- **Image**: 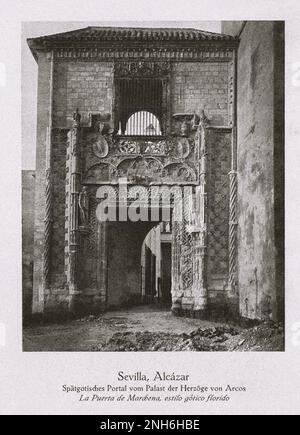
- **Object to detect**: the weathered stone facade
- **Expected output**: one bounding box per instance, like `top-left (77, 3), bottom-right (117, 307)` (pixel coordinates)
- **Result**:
top-left (53, 61), bottom-right (113, 128)
top-left (24, 24), bottom-right (283, 323)
top-left (22, 170), bottom-right (35, 320)
top-left (221, 21), bottom-right (284, 322)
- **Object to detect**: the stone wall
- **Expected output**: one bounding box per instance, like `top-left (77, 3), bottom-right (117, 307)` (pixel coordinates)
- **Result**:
top-left (32, 51), bottom-right (52, 314)
top-left (172, 62), bottom-right (231, 126)
top-left (222, 21), bottom-right (284, 321)
top-left (50, 129), bottom-right (68, 288)
top-left (207, 129), bottom-right (231, 302)
top-left (52, 60), bottom-right (231, 129)
top-left (53, 61), bottom-right (114, 127)
top-left (22, 170), bottom-right (35, 319)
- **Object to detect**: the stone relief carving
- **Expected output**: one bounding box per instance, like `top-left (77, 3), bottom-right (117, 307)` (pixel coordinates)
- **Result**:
top-left (180, 121), bottom-right (189, 137)
top-left (86, 113), bottom-right (112, 159)
top-left (117, 138), bottom-right (168, 156)
top-left (73, 108), bottom-right (81, 126)
top-left (54, 47), bottom-right (235, 62)
top-left (163, 163), bottom-right (196, 182)
top-left (115, 157), bottom-right (163, 183)
top-left (83, 155), bottom-right (197, 184)
top-left (84, 162), bottom-right (111, 182)
top-left (114, 61), bottom-right (170, 77)
top-left (175, 138), bottom-right (190, 159)
top-left (144, 140), bottom-right (167, 155)
top-left (78, 186), bottom-right (90, 227)
top-left (91, 135), bottom-right (109, 158)
top-left (82, 111), bottom-right (207, 184)
top-left (118, 140), bottom-right (140, 154)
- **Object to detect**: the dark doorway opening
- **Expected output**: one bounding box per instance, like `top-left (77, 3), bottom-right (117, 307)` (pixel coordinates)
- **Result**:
top-left (141, 223), bottom-right (172, 309)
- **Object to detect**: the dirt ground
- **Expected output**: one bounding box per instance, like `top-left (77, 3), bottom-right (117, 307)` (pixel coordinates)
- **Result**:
top-left (23, 306), bottom-right (284, 352)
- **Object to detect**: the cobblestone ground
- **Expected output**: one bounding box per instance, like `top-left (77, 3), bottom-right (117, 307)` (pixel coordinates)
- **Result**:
top-left (23, 306), bottom-right (284, 352)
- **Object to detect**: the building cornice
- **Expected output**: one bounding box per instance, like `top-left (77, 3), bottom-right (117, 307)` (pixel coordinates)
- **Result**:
top-left (27, 26), bottom-right (239, 62)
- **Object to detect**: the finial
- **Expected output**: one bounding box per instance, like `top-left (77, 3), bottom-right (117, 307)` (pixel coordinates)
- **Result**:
top-left (199, 109), bottom-right (210, 128)
top-left (73, 108), bottom-right (81, 126)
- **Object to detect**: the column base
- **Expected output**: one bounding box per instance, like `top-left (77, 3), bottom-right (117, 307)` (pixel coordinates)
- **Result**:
top-left (69, 291), bottom-right (82, 314)
top-left (192, 308), bottom-right (209, 319)
top-left (69, 292), bottom-right (106, 316)
top-left (193, 295), bottom-right (208, 310)
top-left (171, 300), bottom-right (182, 316)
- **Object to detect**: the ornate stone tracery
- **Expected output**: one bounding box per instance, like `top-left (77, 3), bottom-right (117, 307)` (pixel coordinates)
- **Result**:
top-left (82, 114), bottom-right (199, 185)
top-left (114, 61), bottom-right (171, 77)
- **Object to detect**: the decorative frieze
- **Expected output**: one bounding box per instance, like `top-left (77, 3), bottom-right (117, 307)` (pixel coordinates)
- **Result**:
top-left (53, 47), bottom-right (235, 62)
top-left (82, 116), bottom-right (201, 185)
top-left (114, 61), bottom-right (170, 77)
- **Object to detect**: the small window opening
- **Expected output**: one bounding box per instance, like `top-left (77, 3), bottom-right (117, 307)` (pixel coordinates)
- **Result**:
top-left (115, 78), bottom-right (164, 135)
top-left (119, 111), bottom-right (162, 136)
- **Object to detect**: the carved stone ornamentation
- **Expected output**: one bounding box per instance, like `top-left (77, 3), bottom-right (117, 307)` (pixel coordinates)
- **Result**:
top-left (91, 135), bottom-right (109, 158)
top-left (84, 163), bottom-right (111, 182)
top-left (118, 140), bottom-right (141, 155)
top-left (175, 138), bottom-right (190, 159)
top-left (187, 110), bottom-right (210, 313)
top-left (114, 61), bottom-right (170, 77)
top-left (43, 168), bottom-right (53, 287)
top-left (199, 109), bottom-right (210, 130)
top-left (73, 108), bottom-right (81, 126)
top-left (117, 138), bottom-right (168, 156)
top-left (180, 121), bottom-right (189, 137)
top-left (78, 186), bottom-right (90, 228)
top-left (83, 132), bottom-right (199, 184)
top-left (164, 163), bottom-right (196, 182)
top-left (117, 157), bottom-right (163, 184)
top-left (52, 47), bottom-right (235, 62)
top-left (228, 170), bottom-right (238, 289)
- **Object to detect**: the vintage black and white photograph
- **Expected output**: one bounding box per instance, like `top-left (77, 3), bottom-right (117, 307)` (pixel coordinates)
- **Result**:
top-left (22, 20), bottom-right (284, 352)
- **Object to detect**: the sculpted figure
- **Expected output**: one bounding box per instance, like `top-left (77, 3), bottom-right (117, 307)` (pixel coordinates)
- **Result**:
top-left (73, 108), bottom-right (81, 126)
top-left (78, 186), bottom-right (89, 227)
top-left (180, 120), bottom-right (189, 137)
top-left (177, 138), bottom-right (190, 159)
top-left (199, 109), bottom-right (210, 128)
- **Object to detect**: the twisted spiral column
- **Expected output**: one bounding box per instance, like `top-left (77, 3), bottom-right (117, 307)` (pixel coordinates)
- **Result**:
top-left (43, 168), bottom-right (53, 287)
top-left (228, 170), bottom-right (238, 289)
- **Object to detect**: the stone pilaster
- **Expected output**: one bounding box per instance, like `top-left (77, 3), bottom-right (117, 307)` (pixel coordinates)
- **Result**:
top-left (68, 111), bottom-right (82, 311)
top-left (227, 48), bottom-right (238, 298)
top-left (228, 167), bottom-right (238, 290)
top-left (190, 111), bottom-right (209, 314)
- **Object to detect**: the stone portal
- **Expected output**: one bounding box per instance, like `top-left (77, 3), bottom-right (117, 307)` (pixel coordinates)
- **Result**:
top-left (27, 26), bottom-right (239, 319)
